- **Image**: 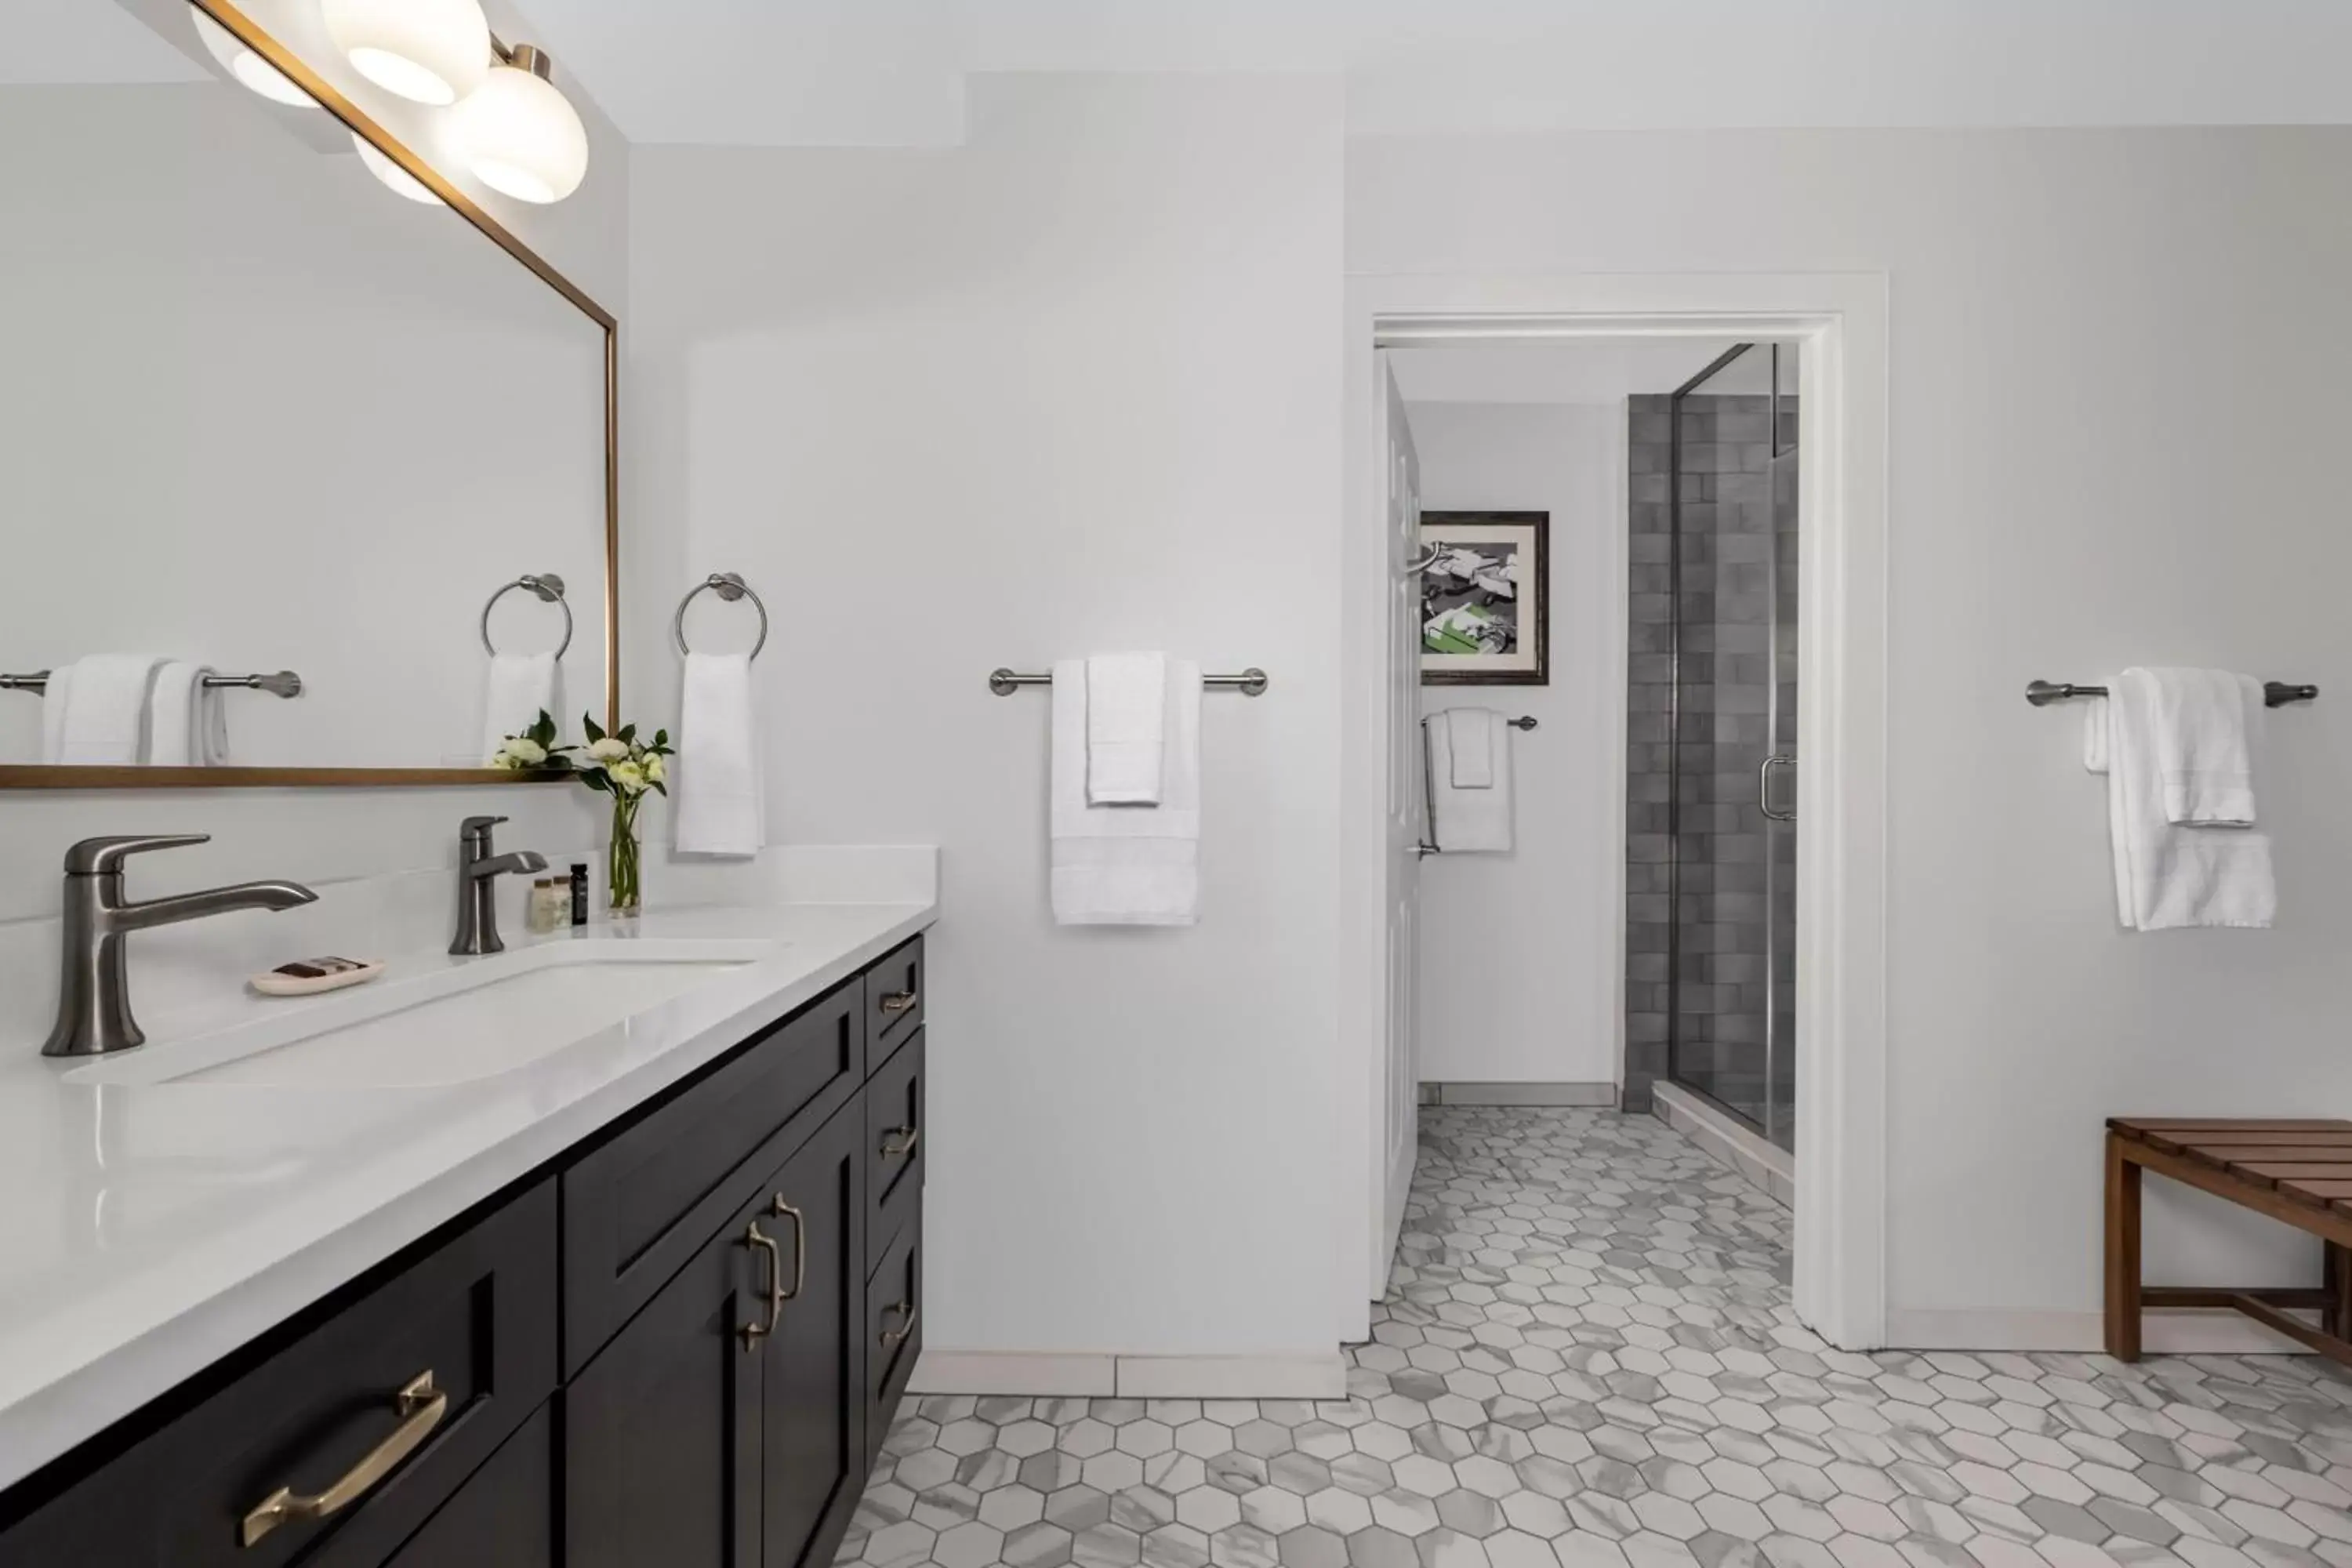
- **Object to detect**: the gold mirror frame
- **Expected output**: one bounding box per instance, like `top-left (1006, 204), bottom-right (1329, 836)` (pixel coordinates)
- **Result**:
top-left (0, 0), bottom-right (619, 790)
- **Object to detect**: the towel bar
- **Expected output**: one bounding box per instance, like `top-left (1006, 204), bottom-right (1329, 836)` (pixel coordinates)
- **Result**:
top-left (0, 670), bottom-right (302, 698)
top-left (989, 668), bottom-right (1269, 696)
top-left (2027, 679), bottom-right (2316, 708)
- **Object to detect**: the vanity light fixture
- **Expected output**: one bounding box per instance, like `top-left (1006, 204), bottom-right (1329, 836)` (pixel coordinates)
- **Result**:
top-left (188, 5), bottom-right (318, 109)
top-left (352, 133), bottom-right (444, 205)
top-left (321, 0), bottom-right (491, 107)
top-left (450, 43), bottom-right (589, 205)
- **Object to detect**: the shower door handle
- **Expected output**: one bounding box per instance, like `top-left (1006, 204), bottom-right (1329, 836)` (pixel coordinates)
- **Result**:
top-left (1759, 754), bottom-right (1795, 822)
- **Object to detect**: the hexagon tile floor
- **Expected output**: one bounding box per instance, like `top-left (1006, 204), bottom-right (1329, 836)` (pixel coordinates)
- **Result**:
top-left (835, 1105), bottom-right (2352, 1568)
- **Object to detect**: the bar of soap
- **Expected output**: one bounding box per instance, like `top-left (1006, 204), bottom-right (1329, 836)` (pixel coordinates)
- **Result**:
top-left (249, 956), bottom-right (385, 996)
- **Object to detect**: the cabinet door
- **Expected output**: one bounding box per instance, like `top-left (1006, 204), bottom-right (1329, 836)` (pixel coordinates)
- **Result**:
top-left (760, 1100), bottom-right (868, 1568)
top-left (565, 1186), bottom-right (771, 1568)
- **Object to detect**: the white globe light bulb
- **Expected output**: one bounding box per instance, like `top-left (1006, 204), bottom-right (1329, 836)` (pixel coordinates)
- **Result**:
top-left (189, 5), bottom-right (317, 109)
top-left (353, 133), bottom-right (444, 205)
top-left (321, 0), bottom-right (491, 107)
top-left (451, 55), bottom-right (589, 205)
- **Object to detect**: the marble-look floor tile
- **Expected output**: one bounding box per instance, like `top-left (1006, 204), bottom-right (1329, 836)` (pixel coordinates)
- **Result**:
top-left (834, 1109), bottom-right (2352, 1568)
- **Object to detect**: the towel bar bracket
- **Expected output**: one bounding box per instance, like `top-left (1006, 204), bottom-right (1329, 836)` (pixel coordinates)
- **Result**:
top-left (0, 670), bottom-right (302, 699)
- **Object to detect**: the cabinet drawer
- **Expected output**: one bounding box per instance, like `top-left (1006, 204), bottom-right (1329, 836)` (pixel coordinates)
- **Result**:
top-left (866, 1029), bottom-right (924, 1271)
top-left (562, 978), bottom-right (863, 1374)
top-left (864, 937), bottom-right (924, 1063)
top-left (0, 1181), bottom-right (557, 1568)
top-left (867, 1219), bottom-right (922, 1455)
top-left (383, 1403), bottom-right (554, 1568)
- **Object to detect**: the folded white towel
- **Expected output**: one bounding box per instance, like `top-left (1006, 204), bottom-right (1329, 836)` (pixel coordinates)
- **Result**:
top-left (1086, 652), bottom-right (1167, 805)
top-left (52, 655), bottom-right (162, 766)
top-left (1427, 707), bottom-right (1512, 851)
top-left (1449, 709), bottom-right (1495, 789)
top-left (1052, 657), bottom-right (1201, 924)
top-left (2136, 666), bottom-right (2258, 826)
top-left (148, 662), bottom-right (230, 767)
top-left (2086, 671), bottom-right (2274, 931)
top-left (673, 652), bottom-right (765, 857)
top-left (481, 652), bottom-right (559, 763)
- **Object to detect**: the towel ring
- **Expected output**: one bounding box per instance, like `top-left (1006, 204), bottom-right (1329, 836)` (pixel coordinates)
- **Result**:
top-left (673, 572), bottom-right (769, 660)
top-left (479, 573), bottom-right (572, 659)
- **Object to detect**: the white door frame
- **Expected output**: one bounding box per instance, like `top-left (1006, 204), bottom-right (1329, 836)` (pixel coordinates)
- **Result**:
top-left (1339, 272), bottom-right (1890, 1350)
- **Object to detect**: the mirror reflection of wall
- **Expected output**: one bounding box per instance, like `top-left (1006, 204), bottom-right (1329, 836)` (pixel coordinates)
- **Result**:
top-left (0, 3), bottom-right (606, 771)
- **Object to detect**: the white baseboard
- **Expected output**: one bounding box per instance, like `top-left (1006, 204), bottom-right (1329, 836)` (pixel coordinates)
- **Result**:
top-left (1886, 1308), bottom-right (2314, 1356)
top-left (1429, 1081), bottom-right (1617, 1107)
top-left (908, 1351), bottom-right (1346, 1399)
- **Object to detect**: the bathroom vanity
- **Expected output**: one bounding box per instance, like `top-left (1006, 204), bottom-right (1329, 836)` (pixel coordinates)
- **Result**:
top-left (0, 913), bottom-right (930, 1566)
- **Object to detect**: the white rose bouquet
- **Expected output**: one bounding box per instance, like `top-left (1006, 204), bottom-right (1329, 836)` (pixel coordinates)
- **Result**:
top-left (489, 710), bottom-right (564, 771)
top-left (573, 713), bottom-right (672, 916)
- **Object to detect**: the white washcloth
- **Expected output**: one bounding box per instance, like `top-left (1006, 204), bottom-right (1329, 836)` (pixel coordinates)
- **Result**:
top-left (2085, 671), bottom-right (2274, 931)
top-left (1449, 709), bottom-right (1495, 788)
top-left (481, 652), bottom-right (559, 763)
top-left (1085, 652), bottom-right (1167, 805)
top-left (1426, 708), bottom-right (1513, 851)
top-left (148, 662), bottom-right (230, 766)
top-left (50, 655), bottom-right (162, 765)
top-left (2136, 666), bottom-right (2259, 826)
top-left (673, 652), bottom-right (765, 857)
top-left (1052, 657), bottom-right (1201, 924)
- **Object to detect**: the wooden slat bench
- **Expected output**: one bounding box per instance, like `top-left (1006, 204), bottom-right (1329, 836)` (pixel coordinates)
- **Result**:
top-left (2107, 1116), bottom-right (2352, 1365)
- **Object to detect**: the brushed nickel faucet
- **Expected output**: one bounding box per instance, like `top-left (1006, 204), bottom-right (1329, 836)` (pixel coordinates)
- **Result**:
top-left (42, 835), bottom-right (318, 1058)
top-left (450, 816), bottom-right (548, 956)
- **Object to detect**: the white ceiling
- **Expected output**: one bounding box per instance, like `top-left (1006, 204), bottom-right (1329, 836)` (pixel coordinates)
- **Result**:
top-left (1390, 340), bottom-right (1751, 408)
top-left (507, 0), bottom-right (2352, 147)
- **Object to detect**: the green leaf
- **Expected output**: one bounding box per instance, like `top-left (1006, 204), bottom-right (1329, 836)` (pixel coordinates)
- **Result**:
top-left (618, 722), bottom-right (637, 743)
top-left (652, 729), bottom-right (670, 750)
top-left (648, 781), bottom-right (668, 797)
top-left (582, 712), bottom-right (605, 745)
top-left (579, 771), bottom-right (611, 793)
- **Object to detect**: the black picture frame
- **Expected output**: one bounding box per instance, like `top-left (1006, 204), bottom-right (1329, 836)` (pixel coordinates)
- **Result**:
top-left (1419, 510), bottom-right (1549, 687)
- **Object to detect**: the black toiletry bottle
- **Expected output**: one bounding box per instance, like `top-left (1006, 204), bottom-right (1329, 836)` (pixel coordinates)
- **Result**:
top-left (570, 863), bottom-right (589, 926)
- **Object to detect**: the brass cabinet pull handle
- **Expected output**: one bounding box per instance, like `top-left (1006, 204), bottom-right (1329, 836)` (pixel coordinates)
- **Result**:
top-left (880, 990), bottom-right (918, 1014)
top-left (739, 1221), bottom-right (783, 1347)
top-left (240, 1371), bottom-right (448, 1548)
top-left (880, 1126), bottom-right (920, 1160)
top-left (880, 1301), bottom-right (918, 1348)
top-left (772, 1197), bottom-right (807, 1302)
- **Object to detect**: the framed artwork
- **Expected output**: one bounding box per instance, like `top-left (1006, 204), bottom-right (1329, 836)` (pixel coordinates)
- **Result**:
top-left (1419, 510), bottom-right (1548, 685)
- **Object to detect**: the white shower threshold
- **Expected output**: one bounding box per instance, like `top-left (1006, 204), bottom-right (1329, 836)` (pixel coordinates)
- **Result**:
top-left (1653, 1080), bottom-right (1793, 1209)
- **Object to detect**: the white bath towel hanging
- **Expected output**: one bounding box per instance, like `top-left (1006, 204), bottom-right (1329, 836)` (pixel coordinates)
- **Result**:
top-left (1085, 652), bottom-right (1167, 804)
top-left (2085, 670), bottom-right (2274, 931)
top-left (1427, 707), bottom-right (1512, 852)
top-left (148, 662), bottom-right (230, 766)
top-left (1052, 658), bottom-right (1201, 924)
top-left (2140, 666), bottom-right (2258, 826)
top-left (49, 654), bottom-right (163, 765)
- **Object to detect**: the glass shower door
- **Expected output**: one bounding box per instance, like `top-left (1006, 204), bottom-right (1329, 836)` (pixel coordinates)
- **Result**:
top-left (1666, 343), bottom-right (1798, 1152)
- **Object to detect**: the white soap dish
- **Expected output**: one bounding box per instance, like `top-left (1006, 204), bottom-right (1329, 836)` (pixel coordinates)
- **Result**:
top-left (249, 957), bottom-right (385, 997)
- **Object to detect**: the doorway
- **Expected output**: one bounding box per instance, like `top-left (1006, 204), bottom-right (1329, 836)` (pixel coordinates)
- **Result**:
top-left (1341, 277), bottom-right (1890, 1352)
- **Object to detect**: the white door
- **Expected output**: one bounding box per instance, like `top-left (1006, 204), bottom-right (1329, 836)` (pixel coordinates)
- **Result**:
top-left (1372, 353), bottom-right (1423, 1298)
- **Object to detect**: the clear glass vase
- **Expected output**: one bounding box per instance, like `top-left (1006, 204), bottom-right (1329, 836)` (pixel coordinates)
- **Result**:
top-left (607, 795), bottom-right (643, 918)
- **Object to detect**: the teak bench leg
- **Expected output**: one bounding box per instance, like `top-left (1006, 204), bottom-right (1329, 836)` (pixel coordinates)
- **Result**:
top-left (2105, 1133), bottom-right (2143, 1361)
top-left (2328, 1243), bottom-right (2352, 1341)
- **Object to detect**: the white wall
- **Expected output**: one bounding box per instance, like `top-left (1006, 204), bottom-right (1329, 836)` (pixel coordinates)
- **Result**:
top-left (1352, 126), bottom-right (2352, 1338)
top-left (628, 75), bottom-right (1348, 1365)
top-left (1406, 400), bottom-right (1621, 1090)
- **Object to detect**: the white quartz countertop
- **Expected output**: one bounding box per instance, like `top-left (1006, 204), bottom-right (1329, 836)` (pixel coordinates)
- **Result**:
top-left (0, 898), bottom-right (935, 1491)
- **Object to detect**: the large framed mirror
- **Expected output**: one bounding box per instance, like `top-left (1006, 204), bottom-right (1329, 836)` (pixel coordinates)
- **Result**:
top-left (0, 0), bottom-right (616, 788)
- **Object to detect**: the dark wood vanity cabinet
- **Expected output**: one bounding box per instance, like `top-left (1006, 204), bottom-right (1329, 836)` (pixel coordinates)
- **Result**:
top-left (0, 936), bottom-right (927, 1568)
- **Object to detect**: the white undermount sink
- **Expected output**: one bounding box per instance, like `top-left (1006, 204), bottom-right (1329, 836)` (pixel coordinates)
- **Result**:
top-left (65, 940), bottom-right (776, 1090)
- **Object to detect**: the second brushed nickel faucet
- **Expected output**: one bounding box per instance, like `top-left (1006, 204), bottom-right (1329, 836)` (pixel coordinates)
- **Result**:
top-left (450, 816), bottom-right (548, 956)
top-left (43, 835), bottom-right (317, 1058)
